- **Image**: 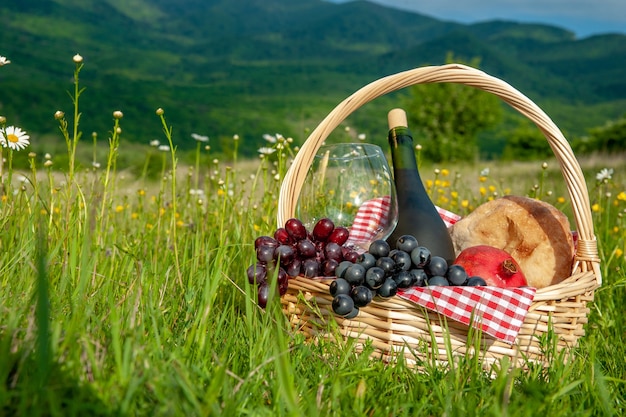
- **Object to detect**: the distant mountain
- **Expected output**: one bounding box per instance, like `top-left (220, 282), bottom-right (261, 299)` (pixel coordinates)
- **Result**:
top-left (0, 0), bottom-right (624, 157)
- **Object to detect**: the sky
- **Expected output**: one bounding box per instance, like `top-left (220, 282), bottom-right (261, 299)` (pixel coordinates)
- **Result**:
top-left (332, 0), bottom-right (626, 38)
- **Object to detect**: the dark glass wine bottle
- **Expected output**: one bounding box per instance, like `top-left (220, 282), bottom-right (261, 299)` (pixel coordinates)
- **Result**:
top-left (385, 108), bottom-right (456, 263)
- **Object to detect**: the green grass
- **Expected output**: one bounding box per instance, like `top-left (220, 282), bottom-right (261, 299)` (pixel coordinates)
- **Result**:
top-left (1, 60), bottom-right (625, 417)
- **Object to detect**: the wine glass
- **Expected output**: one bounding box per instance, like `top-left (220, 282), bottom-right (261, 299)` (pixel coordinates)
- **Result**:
top-left (297, 143), bottom-right (398, 252)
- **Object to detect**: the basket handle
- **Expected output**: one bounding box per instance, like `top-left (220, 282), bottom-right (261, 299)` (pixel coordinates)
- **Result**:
top-left (277, 63), bottom-right (601, 285)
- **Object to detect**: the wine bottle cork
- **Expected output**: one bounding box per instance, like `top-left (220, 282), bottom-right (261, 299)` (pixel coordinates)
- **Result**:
top-left (388, 108), bottom-right (408, 129)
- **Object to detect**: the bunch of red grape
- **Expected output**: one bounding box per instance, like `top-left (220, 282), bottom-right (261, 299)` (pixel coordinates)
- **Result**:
top-left (247, 217), bottom-right (359, 308)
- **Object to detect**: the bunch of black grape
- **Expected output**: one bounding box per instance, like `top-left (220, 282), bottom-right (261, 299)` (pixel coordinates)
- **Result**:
top-left (330, 235), bottom-right (487, 319)
top-left (247, 217), bottom-right (360, 308)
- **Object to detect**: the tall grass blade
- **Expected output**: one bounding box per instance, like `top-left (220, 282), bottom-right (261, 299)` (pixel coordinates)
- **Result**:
top-left (34, 222), bottom-right (51, 389)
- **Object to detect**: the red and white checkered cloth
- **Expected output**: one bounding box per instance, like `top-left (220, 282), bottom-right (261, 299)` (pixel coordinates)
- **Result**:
top-left (345, 196), bottom-right (462, 248)
top-left (344, 196), bottom-right (536, 345)
top-left (397, 285), bottom-right (536, 344)
top-left (345, 195), bottom-right (394, 247)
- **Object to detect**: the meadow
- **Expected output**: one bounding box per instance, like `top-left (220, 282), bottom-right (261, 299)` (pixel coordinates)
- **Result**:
top-left (0, 58), bottom-right (625, 416)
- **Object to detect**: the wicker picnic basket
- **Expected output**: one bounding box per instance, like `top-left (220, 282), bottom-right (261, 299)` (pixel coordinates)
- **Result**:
top-left (277, 63), bottom-right (602, 369)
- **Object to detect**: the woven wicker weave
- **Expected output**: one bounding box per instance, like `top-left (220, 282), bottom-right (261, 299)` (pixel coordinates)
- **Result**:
top-left (277, 64), bottom-right (602, 368)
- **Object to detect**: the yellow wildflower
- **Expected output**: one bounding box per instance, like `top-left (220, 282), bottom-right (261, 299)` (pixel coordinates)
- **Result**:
top-left (557, 196), bottom-right (566, 204)
top-left (115, 205), bottom-right (124, 213)
top-left (592, 203), bottom-right (600, 212)
top-left (461, 200), bottom-right (469, 208)
top-left (617, 191), bottom-right (626, 202)
top-left (441, 168), bottom-right (450, 176)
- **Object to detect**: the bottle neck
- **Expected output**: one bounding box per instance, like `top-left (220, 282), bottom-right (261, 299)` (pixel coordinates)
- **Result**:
top-left (388, 126), bottom-right (419, 172)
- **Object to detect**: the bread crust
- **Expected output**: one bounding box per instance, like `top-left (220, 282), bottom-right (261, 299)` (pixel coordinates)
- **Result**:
top-left (449, 195), bottom-right (574, 288)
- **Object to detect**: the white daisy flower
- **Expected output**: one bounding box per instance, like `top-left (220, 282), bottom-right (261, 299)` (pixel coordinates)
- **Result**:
top-left (158, 145), bottom-right (170, 152)
top-left (191, 133), bottom-right (209, 142)
top-left (150, 139), bottom-right (160, 147)
top-left (258, 147), bottom-right (276, 155)
top-left (480, 167), bottom-right (490, 177)
top-left (1, 126), bottom-right (30, 151)
top-left (0, 56), bottom-right (10, 66)
top-left (189, 188), bottom-right (204, 196)
top-left (596, 168), bottom-right (614, 182)
top-left (262, 133), bottom-right (277, 143)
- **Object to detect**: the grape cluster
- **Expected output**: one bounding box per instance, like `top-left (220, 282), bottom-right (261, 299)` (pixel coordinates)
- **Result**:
top-left (247, 218), bottom-right (359, 308)
top-left (330, 235), bottom-right (487, 318)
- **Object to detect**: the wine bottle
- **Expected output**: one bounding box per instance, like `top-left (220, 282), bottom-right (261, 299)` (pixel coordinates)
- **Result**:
top-left (385, 108), bottom-right (456, 263)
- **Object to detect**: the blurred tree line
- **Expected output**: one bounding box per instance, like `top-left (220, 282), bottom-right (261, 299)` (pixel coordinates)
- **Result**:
top-left (570, 114), bottom-right (626, 155)
top-left (401, 56), bottom-right (502, 163)
top-left (401, 56), bottom-right (626, 162)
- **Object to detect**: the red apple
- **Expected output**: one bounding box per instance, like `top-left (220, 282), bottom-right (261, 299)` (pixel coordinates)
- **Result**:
top-left (453, 245), bottom-right (528, 288)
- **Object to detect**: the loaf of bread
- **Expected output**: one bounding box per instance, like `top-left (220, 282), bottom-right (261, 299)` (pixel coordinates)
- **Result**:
top-left (449, 195), bottom-right (574, 288)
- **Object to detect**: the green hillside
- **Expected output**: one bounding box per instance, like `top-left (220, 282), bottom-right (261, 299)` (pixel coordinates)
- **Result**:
top-left (0, 0), bottom-right (624, 157)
